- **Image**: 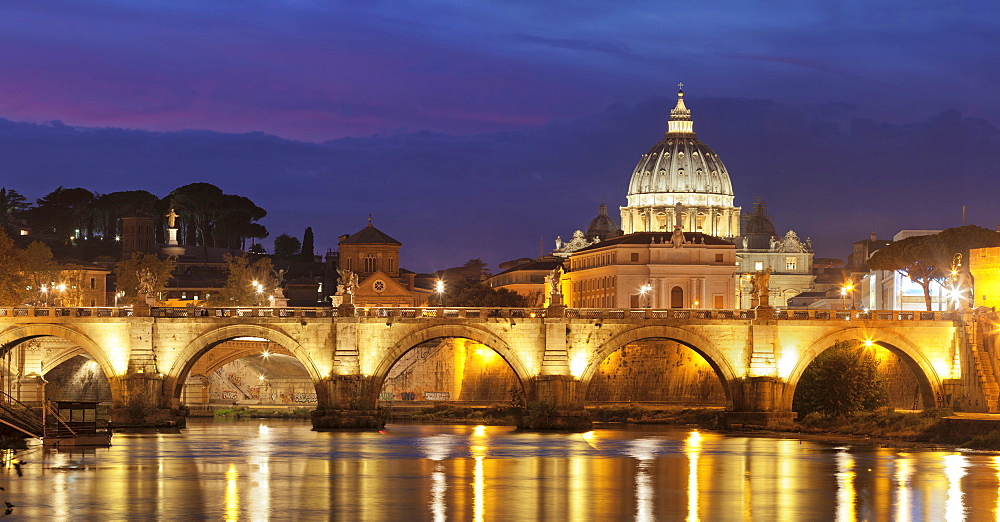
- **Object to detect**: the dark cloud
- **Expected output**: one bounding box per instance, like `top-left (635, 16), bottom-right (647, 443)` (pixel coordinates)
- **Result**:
top-left (1, 96), bottom-right (997, 272)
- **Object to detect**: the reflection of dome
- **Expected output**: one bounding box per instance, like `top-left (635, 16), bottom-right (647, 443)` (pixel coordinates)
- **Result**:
top-left (620, 86), bottom-right (740, 238)
top-left (586, 202), bottom-right (622, 241)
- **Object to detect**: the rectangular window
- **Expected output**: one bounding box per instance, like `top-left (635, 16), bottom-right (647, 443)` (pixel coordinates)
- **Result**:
top-left (785, 257), bottom-right (797, 271)
top-left (630, 253), bottom-right (639, 262)
top-left (714, 295), bottom-right (724, 309)
top-left (754, 261), bottom-right (764, 271)
top-left (715, 254), bottom-right (724, 263)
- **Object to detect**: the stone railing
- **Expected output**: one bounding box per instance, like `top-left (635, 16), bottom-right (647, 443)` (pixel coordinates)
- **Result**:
top-left (0, 305), bottom-right (960, 322)
top-left (0, 307), bottom-right (134, 318)
top-left (565, 308), bottom-right (960, 322)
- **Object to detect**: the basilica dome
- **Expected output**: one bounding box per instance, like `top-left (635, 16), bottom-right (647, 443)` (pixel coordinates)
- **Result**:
top-left (619, 86), bottom-right (740, 238)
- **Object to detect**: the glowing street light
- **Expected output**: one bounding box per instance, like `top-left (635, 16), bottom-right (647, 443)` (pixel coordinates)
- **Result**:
top-left (435, 280), bottom-right (446, 306)
top-left (639, 283), bottom-right (653, 308)
top-left (841, 280), bottom-right (855, 310)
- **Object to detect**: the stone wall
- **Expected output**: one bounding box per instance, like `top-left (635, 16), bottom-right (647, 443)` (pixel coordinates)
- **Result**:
top-left (380, 338), bottom-right (518, 402)
top-left (585, 340), bottom-right (726, 404)
top-left (44, 355), bottom-right (113, 402)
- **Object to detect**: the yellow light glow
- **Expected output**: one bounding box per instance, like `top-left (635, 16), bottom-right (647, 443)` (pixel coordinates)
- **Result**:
top-left (862, 339), bottom-right (875, 348)
top-left (777, 348), bottom-right (798, 380)
top-left (475, 347), bottom-right (498, 362)
top-left (569, 354), bottom-right (589, 379)
top-left (225, 463), bottom-right (239, 522)
top-left (685, 431), bottom-right (702, 521)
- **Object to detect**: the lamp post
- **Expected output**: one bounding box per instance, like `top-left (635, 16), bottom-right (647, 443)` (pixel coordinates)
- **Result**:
top-left (252, 280), bottom-right (264, 306)
top-left (639, 283), bottom-right (653, 308)
top-left (841, 280), bottom-right (855, 310)
top-left (435, 280), bottom-right (445, 307)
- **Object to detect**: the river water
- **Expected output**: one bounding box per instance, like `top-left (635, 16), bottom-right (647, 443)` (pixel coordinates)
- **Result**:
top-left (2, 418), bottom-right (998, 520)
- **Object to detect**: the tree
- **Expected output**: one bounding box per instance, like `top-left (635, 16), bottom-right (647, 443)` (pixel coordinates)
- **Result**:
top-left (28, 186), bottom-right (95, 243)
top-left (91, 190), bottom-right (159, 240)
top-left (210, 254), bottom-right (276, 306)
top-left (273, 233), bottom-right (301, 258)
top-left (867, 235), bottom-right (940, 310)
top-left (0, 232), bottom-right (29, 305)
top-left (300, 227), bottom-right (315, 262)
top-left (443, 279), bottom-right (529, 307)
top-left (868, 225), bottom-right (1000, 310)
top-left (793, 341), bottom-right (888, 418)
top-left (22, 241), bottom-right (59, 306)
top-left (114, 252), bottom-right (175, 305)
top-left (0, 187), bottom-right (29, 238)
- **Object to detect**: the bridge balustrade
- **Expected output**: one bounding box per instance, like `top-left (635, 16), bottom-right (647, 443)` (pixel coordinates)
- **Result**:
top-left (0, 305), bottom-right (960, 322)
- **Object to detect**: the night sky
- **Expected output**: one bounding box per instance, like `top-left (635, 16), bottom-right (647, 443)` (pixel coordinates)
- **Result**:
top-left (1, 1), bottom-right (998, 273)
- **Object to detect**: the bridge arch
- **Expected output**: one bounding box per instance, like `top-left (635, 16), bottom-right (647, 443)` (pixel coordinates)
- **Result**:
top-left (785, 327), bottom-right (943, 410)
top-left (165, 324), bottom-right (322, 407)
top-left (581, 325), bottom-right (740, 406)
top-left (0, 324), bottom-right (120, 382)
top-left (371, 324), bottom-right (532, 397)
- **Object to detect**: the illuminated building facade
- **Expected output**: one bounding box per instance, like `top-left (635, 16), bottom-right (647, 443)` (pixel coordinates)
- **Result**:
top-left (564, 231), bottom-right (736, 309)
top-left (620, 86), bottom-right (740, 238)
top-left (337, 219), bottom-right (429, 307)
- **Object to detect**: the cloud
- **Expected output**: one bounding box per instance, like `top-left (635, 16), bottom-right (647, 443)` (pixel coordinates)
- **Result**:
top-left (0, 95), bottom-right (997, 273)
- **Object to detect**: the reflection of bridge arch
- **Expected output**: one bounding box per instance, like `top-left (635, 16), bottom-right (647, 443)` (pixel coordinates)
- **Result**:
top-left (786, 327), bottom-right (943, 410)
top-left (165, 325), bottom-right (321, 405)
top-left (582, 325), bottom-right (740, 406)
top-left (0, 325), bottom-right (119, 383)
top-left (372, 324), bottom-right (530, 394)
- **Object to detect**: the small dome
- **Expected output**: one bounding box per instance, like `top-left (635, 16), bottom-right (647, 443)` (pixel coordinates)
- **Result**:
top-left (586, 202), bottom-right (621, 241)
top-left (740, 200), bottom-right (775, 250)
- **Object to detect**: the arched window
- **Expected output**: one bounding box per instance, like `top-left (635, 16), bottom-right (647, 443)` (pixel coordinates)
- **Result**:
top-left (364, 254), bottom-right (377, 272)
top-left (670, 286), bottom-right (684, 308)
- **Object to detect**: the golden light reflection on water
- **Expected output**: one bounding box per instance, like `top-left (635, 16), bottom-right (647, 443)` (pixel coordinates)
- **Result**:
top-left (471, 425), bottom-right (487, 522)
top-left (225, 463), bottom-right (239, 522)
top-left (836, 449), bottom-right (856, 522)
top-left (685, 431), bottom-right (702, 522)
top-left (895, 453), bottom-right (914, 522)
top-left (944, 453), bottom-right (968, 522)
top-left (627, 437), bottom-right (659, 522)
top-left (17, 421), bottom-right (1000, 520)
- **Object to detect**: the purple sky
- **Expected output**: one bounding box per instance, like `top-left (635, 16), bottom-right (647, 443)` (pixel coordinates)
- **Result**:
top-left (1, 1), bottom-right (998, 273)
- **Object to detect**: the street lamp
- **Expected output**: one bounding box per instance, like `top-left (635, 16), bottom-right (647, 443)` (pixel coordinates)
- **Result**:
top-left (841, 280), bottom-right (855, 310)
top-left (40, 284), bottom-right (49, 307)
top-left (639, 283), bottom-right (653, 308)
top-left (252, 280), bottom-right (264, 306)
top-left (435, 280), bottom-right (446, 307)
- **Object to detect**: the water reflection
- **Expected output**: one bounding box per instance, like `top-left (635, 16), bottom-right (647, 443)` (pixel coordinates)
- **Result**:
top-left (895, 453), bottom-right (915, 522)
top-left (626, 437), bottom-right (660, 521)
top-left (685, 431), bottom-right (702, 522)
top-left (836, 448), bottom-right (856, 522)
top-left (944, 453), bottom-right (968, 521)
top-left (5, 420), bottom-right (1000, 519)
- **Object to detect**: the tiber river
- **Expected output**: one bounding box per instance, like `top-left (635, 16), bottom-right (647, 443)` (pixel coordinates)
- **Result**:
top-left (3, 418), bottom-right (1000, 520)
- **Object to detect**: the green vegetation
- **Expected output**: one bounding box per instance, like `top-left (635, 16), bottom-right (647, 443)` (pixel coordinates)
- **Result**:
top-left (590, 405), bottom-right (721, 426)
top-left (797, 407), bottom-right (953, 439)
top-left (214, 407), bottom-right (312, 419)
top-left (209, 254), bottom-right (276, 306)
top-left (793, 341), bottom-right (888, 419)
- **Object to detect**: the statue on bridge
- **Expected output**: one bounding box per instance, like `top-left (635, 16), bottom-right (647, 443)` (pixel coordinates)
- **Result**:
top-left (670, 225), bottom-right (685, 248)
top-left (337, 268), bottom-right (359, 298)
top-left (750, 268), bottom-right (772, 309)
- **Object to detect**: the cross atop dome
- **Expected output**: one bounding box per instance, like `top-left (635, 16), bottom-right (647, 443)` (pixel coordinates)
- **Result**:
top-left (667, 82), bottom-right (694, 135)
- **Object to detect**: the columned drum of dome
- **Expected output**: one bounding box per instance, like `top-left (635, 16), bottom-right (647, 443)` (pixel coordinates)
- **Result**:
top-left (620, 86), bottom-right (741, 238)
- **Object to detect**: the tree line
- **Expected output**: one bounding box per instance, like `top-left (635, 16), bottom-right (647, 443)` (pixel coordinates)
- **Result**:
top-left (0, 183), bottom-right (268, 256)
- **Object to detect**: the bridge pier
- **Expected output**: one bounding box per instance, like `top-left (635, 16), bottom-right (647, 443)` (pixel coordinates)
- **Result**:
top-left (719, 376), bottom-right (796, 429)
top-left (520, 375), bottom-right (592, 431)
top-left (110, 373), bottom-right (185, 428)
top-left (311, 375), bottom-right (387, 430)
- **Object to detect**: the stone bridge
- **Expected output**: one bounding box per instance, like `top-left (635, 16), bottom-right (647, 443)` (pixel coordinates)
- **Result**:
top-left (0, 304), bottom-right (987, 428)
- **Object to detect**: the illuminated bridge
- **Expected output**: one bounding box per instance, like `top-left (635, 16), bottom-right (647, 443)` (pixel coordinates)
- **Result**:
top-left (0, 304), bottom-right (993, 429)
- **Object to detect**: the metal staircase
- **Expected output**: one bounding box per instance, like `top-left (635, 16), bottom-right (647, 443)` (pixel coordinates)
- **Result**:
top-left (0, 392), bottom-right (44, 439)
